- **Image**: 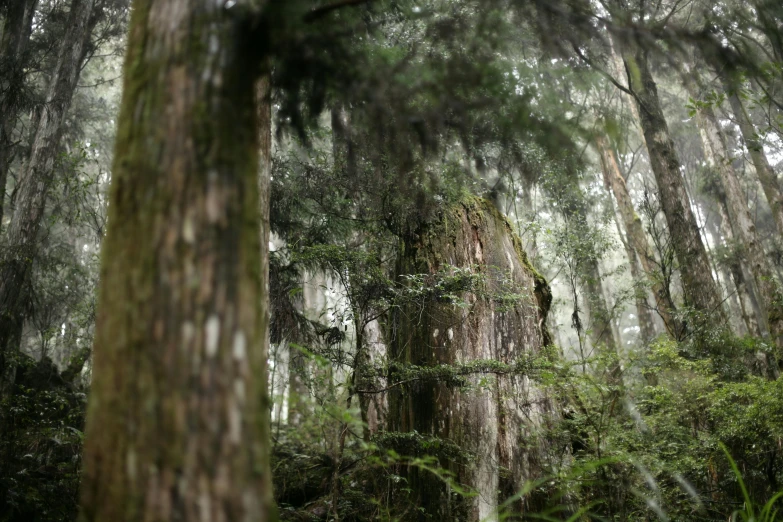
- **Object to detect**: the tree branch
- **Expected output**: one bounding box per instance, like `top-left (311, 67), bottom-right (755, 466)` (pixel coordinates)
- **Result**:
top-left (570, 43), bottom-right (643, 106)
top-left (304, 0), bottom-right (371, 23)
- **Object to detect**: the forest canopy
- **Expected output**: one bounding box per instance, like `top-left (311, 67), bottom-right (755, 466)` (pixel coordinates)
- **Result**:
top-left (1, 0), bottom-right (783, 520)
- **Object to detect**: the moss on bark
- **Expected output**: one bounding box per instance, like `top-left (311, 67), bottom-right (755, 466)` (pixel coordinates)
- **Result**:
top-left (79, 1), bottom-right (276, 520)
top-left (389, 197), bottom-right (556, 521)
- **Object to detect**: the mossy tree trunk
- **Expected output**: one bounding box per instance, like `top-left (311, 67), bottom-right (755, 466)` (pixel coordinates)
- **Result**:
top-left (389, 198), bottom-right (555, 521)
top-left (615, 41), bottom-right (725, 323)
top-left (0, 0), bottom-right (94, 396)
top-left (79, 0), bottom-right (276, 520)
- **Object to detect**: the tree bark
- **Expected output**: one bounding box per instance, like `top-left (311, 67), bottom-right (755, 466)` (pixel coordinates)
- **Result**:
top-left (707, 208), bottom-right (758, 337)
top-left (753, 0), bottom-right (783, 63)
top-left (581, 255), bottom-right (619, 351)
top-left (0, 0), bottom-right (94, 396)
top-left (684, 69), bottom-right (783, 347)
top-left (79, 0), bottom-right (277, 520)
top-left (615, 43), bottom-right (725, 324)
top-left (390, 198), bottom-right (555, 521)
top-left (609, 190), bottom-right (656, 344)
top-left (0, 0), bottom-right (37, 227)
top-left (723, 79), bottom-right (783, 236)
top-left (595, 135), bottom-right (680, 338)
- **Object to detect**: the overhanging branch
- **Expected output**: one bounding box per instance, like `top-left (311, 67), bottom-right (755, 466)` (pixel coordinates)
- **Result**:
top-left (304, 0), bottom-right (371, 23)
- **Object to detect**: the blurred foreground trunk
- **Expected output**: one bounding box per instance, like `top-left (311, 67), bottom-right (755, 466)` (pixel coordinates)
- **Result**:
top-left (79, 0), bottom-right (277, 519)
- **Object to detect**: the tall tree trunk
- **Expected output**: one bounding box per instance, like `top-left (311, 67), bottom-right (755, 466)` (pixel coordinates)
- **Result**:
top-left (581, 257), bottom-right (625, 385)
top-left (79, 0), bottom-right (277, 519)
top-left (706, 207), bottom-right (757, 336)
top-left (614, 42), bottom-right (725, 324)
top-left (595, 135), bottom-right (680, 338)
top-left (609, 193), bottom-right (656, 344)
top-left (723, 79), bottom-right (783, 236)
top-left (0, 0), bottom-right (94, 395)
top-left (684, 69), bottom-right (783, 347)
top-left (580, 256), bottom-right (618, 348)
top-left (0, 0), bottom-right (37, 227)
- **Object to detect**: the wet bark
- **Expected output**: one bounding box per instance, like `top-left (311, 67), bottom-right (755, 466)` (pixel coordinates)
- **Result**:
top-left (615, 43), bottom-right (725, 322)
top-left (79, 0), bottom-right (277, 520)
top-left (595, 135), bottom-right (679, 338)
top-left (389, 198), bottom-right (555, 521)
top-left (0, 0), bottom-right (94, 396)
top-left (0, 0), bottom-right (37, 227)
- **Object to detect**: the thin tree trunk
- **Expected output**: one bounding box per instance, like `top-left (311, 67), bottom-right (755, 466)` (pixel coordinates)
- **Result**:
top-left (519, 179), bottom-right (539, 260)
top-left (609, 194), bottom-right (656, 344)
top-left (331, 105), bottom-right (356, 178)
top-left (79, 0), bottom-right (276, 519)
top-left (723, 79), bottom-right (783, 236)
top-left (595, 135), bottom-right (680, 337)
top-left (684, 69), bottom-right (783, 347)
top-left (0, 0), bottom-right (37, 227)
top-left (753, 0), bottom-right (783, 63)
top-left (630, 251), bottom-right (658, 341)
top-left (707, 209), bottom-right (757, 336)
top-left (580, 255), bottom-right (624, 386)
top-left (0, 0), bottom-right (94, 395)
top-left (615, 43), bottom-right (725, 324)
top-left (581, 260), bottom-right (618, 351)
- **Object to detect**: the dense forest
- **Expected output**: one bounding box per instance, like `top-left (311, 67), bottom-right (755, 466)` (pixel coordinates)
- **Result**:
top-left (1, 0), bottom-right (783, 520)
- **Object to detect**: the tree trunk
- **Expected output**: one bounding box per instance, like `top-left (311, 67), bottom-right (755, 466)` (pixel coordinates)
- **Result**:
top-left (79, 0), bottom-right (277, 519)
top-left (707, 209), bottom-right (758, 336)
top-left (615, 43), bottom-right (725, 323)
top-left (258, 70), bottom-right (274, 424)
top-left (723, 79), bottom-right (783, 236)
top-left (389, 198), bottom-right (555, 521)
top-left (595, 135), bottom-right (680, 337)
top-left (581, 255), bottom-right (619, 348)
top-left (0, 0), bottom-right (37, 227)
top-left (609, 192), bottom-right (656, 344)
top-left (0, 0), bottom-right (94, 396)
top-left (684, 69), bottom-right (783, 347)
top-left (754, 0), bottom-right (783, 63)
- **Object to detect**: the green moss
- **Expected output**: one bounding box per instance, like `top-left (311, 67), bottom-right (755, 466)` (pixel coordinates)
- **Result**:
top-left (373, 431), bottom-right (473, 464)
